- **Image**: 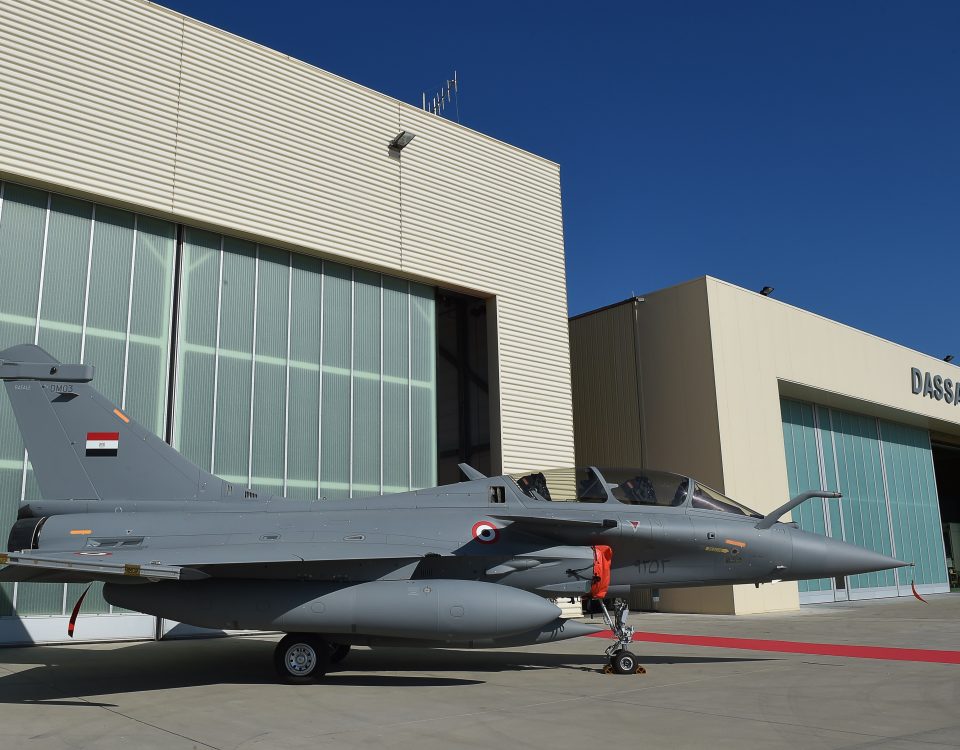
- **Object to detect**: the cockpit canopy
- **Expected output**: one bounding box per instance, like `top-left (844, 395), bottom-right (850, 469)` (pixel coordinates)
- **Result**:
top-left (509, 467), bottom-right (763, 518)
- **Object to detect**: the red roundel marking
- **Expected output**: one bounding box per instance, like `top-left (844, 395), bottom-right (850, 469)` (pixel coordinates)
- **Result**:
top-left (472, 521), bottom-right (499, 544)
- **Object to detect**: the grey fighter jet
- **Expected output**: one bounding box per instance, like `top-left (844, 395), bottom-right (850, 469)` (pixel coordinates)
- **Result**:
top-left (0, 345), bottom-right (907, 681)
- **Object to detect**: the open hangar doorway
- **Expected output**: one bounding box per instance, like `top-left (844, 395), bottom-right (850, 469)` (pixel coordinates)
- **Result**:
top-left (932, 435), bottom-right (960, 591)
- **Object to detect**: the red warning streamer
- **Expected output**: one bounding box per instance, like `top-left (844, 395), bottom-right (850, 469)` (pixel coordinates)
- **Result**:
top-left (591, 545), bottom-right (613, 599)
top-left (911, 580), bottom-right (928, 603)
top-left (67, 584), bottom-right (92, 638)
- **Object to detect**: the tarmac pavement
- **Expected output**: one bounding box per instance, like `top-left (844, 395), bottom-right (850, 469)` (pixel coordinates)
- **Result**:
top-left (0, 594), bottom-right (957, 750)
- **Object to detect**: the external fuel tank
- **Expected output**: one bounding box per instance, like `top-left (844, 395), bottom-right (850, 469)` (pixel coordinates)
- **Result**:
top-left (104, 578), bottom-right (562, 641)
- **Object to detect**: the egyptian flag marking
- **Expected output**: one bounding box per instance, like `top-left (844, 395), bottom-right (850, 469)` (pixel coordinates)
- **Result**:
top-left (86, 432), bottom-right (119, 456)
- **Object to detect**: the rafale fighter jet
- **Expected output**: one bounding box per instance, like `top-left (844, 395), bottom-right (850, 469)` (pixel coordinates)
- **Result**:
top-left (0, 345), bottom-right (908, 681)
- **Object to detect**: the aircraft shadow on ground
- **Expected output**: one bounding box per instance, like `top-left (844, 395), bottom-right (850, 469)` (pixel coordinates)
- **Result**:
top-left (0, 637), bottom-right (774, 704)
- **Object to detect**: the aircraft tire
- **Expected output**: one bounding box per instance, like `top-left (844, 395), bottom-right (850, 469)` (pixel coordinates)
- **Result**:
top-left (274, 633), bottom-right (330, 683)
top-left (329, 643), bottom-right (351, 664)
top-left (610, 649), bottom-right (638, 675)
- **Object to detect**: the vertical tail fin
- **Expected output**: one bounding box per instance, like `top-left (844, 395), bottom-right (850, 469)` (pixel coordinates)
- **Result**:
top-left (0, 344), bottom-right (223, 502)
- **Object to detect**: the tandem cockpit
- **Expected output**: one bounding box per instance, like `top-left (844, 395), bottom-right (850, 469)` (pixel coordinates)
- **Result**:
top-left (509, 467), bottom-right (763, 519)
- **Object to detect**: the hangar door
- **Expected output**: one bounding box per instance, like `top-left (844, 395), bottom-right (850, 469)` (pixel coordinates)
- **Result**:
top-left (781, 398), bottom-right (949, 603)
top-left (0, 179), bottom-right (437, 644)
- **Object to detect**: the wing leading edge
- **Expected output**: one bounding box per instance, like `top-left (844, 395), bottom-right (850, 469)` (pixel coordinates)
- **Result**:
top-left (0, 541), bottom-right (451, 584)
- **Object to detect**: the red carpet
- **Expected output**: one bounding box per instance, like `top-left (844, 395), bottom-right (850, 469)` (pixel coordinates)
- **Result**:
top-left (588, 630), bottom-right (960, 664)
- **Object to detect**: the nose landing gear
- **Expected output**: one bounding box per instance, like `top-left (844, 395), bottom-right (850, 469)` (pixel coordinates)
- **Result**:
top-left (596, 598), bottom-right (645, 675)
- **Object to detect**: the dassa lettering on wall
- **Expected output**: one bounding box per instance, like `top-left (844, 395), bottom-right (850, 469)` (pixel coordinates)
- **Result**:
top-left (912, 367), bottom-right (959, 405)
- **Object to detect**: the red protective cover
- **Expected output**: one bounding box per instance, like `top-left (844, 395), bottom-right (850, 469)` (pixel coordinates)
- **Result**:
top-left (591, 544), bottom-right (613, 599)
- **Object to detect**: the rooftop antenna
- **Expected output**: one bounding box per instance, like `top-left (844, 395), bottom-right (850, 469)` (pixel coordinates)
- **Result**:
top-left (421, 71), bottom-right (460, 122)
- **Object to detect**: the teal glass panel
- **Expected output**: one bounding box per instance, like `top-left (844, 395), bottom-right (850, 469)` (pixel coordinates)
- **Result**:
top-left (213, 238), bottom-right (256, 482)
top-left (0, 183), bottom-right (46, 613)
top-left (320, 263), bottom-right (351, 499)
top-left (0, 181), bottom-right (174, 617)
top-left (36, 194), bottom-right (89, 363)
top-left (352, 270), bottom-right (381, 496)
top-left (0, 469), bottom-right (22, 616)
top-left (173, 229), bottom-right (220, 471)
top-left (816, 406), bottom-right (844, 542)
top-left (286, 254), bottom-right (322, 499)
top-left (0, 183), bottom-right (46, 333)
top-left (83, 205), bottom-right (136, 407)
top-left (780, 398), bottom-right (830, 593)
top-left (125, 215), bottom-right (175, 433)
top-left (409, 283), bottom-right (436, 490)
top-left (879, 421), bottom-right (947, 586)
top-left (172, 236), bottom-right (438, 502)
top-left (829, 410), bottom-right (896, 591)
top-left (382, 277), bottom-right (410, 491)
top-left (251, 247), bottom-right (288, 493)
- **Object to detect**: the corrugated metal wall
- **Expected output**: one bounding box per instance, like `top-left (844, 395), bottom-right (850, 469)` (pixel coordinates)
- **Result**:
top-left (0, 0), bottom-right (574, 475)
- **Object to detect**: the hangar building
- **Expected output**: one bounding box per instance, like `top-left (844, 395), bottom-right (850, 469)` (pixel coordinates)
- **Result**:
top-left (571, 276), bottom-right (959, 614)
top-left (0, 0), bottom-right (574, 643)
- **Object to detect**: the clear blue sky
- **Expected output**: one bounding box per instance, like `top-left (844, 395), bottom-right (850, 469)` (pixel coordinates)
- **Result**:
top-left (161, 1), bottom-right (959, 359)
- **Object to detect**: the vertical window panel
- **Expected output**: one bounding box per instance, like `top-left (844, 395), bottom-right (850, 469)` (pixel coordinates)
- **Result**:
top-left (214, 355), bottom-right (253, 481)
top-left (212, 239), bottom-right (256, 480)
top-left (881, 421), bottom-right (947, 587)
top-left (382, 277), bottom-right (410, 491)
top-left (250, 247), bottom-right (288, 492)
top-left (817, 406), bottom-right (844, 545)
top-left (286, 366), bottom-right (320, 499)
top-left (320, 263), bottom-right (351, 498)
top-left (0, 470), bottom-right (21, 616)
top-left (173, 229), bottom-right (220, 470)
top-left (84, 205), bottom-right (136, 405)
top-left (35, 194), bottom-right (89, 362)
top-left (780, 398), bottom-right (830, 593)
top-left (286, 255), bottom-right (323, 498)
top-left (352, 270), bottom-right (381, 495)
top-left (409, 284), bottom-right (436, 490)
top-left (382, 382), bottom-right (410, 492)
top-left (125, 216), bottom-right (175, 433)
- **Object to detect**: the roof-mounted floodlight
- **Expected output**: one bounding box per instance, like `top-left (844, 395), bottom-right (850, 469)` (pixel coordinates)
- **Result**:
top-left (759, 286), bottom-right (774, 296)
top-left (389, 131), bottom-right (416, 151)
top-left (946, 355), bottom-right (955, 363)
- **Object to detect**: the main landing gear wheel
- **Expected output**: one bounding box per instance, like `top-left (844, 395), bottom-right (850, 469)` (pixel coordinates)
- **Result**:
top-left (274, 633), bottom-right (330, 683)
top-left (329, 643), bottom-right (351, 664)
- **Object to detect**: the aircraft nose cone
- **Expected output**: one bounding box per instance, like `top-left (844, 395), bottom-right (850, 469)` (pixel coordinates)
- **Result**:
top-left (788, 529), bottom-right (908, 581)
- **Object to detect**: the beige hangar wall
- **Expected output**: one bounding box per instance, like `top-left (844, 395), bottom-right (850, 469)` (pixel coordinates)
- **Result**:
top-left (572, 276), bottom-right (960, 614)
top-left (0, 0), bottom-right (574, 475)
top-left (705, 276), bottom-right (960, 613)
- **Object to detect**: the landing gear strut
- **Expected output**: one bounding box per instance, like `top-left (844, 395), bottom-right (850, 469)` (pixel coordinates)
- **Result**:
top-left (596, 598), bottom-right (645, 675)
